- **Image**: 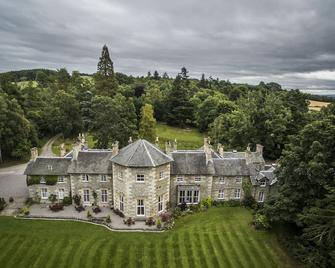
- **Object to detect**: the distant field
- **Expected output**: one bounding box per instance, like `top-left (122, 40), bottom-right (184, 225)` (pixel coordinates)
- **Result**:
top-left (16, 81), bottom-right (38, 88)
top-left (0, 207), bottom-right (295, 268)
top-left (156, 123), bottom-right (204, 150)
top-left (308, 99), bottom-right (331, 111)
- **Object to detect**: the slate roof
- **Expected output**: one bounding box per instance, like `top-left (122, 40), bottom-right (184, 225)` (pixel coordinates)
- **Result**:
top-left (213, 158), bottom-right (250, 176)
top-left (221, 151), bottom-right (264, 164)
top-left (110, 139), bottom-right (173, 167)
top-left (24, 157), bottom-right (71, 175)
top-left (68, 150), bottom-right (113, 174)
top-left (170, 151), bottom-right (215, 175)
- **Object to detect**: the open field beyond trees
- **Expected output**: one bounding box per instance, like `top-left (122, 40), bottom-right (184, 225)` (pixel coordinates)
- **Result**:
top-left (308, 99), bottom-right (331, 111)
top-left (0, 207), bottom-right (294, 268)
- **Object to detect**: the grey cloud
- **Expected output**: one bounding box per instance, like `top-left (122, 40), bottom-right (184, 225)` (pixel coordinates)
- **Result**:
top-left (0, 0), bottom-right (335, 90)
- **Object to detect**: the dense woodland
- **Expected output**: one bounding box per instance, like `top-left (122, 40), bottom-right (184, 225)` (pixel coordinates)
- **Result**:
top-left (0, 45), bottom-right (334, 266)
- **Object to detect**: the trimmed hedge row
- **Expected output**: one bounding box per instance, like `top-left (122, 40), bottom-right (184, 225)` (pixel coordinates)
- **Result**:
top-left (27, 175), bottom-right (58, 186)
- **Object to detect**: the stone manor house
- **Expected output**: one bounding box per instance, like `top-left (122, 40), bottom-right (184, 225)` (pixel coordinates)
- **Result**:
top-left (24, 138), bottom-right (277, 219)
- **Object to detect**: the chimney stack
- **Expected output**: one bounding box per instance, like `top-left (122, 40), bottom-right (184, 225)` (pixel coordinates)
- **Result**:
top-left (60, 143), bottom-right (66, 157)
top-left (204, 137), bottom-right (213, 164)
top-left (72, 143), bottom-right (80, 161)
top-left (30, 147), bottom-right (38, 161)
top-left (173, 138), bottom-right (177, 151)
top-left (112, 141), bottom-right (119, 156)
top-left (165, 141), bottom-right (172, 155)
top-left (256, 144), bottom-right (264, 155)
top-left (155, 137), bottom-right (159, 147)
top-left (128, 136), bottom-right (133, 144)
top-left (217, 143), bottom-right (224, 157)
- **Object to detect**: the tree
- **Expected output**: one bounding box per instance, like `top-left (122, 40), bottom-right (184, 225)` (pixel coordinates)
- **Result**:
top-left (198, 74), bottom-right (207, 88)
top-left (90, 94), bottom-right (138, 148)
top-left (94, 45), bottom-right (118, 96)
top-left (56, 68), bottom-right (71, 91)
top-left (139, 104), bottom-right (156, 142)
top-left (153, 70), bottom-right (160, 80)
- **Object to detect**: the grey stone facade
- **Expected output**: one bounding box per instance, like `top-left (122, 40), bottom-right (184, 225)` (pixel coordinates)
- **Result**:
top-left (24, 138), bottom-right (277, 219)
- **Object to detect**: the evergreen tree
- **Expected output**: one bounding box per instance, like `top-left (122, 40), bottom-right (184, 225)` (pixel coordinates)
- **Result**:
top-left (139, 104), bottom-right (156, 142)
top-left (153, 70), bottom-right (160, 80)
top-left (199, 73), bottom-right (207, 88)
top-left (94, 45), bottom-right (118, 96)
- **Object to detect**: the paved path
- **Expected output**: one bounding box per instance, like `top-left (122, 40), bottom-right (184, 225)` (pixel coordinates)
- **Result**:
top-left (0, 135), bottom-right (60, 215)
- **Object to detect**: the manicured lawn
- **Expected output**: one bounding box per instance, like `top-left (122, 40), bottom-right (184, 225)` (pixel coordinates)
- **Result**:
top-left (156, 123), bottom-right (204, 150)
top-left (0, 207), bottom-right (294, 268)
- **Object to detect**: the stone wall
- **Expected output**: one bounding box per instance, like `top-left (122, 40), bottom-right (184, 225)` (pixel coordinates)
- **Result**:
top-left (169, 174), bottom-right (213, 206)
top-left (211, 176), bottom-right (249, 201)
top-left (70, 173), bottom-right (113, 207)
top-left (112, 163), bottom-right (170, 219)
top-left (27, 175), bottom-right (71, 203)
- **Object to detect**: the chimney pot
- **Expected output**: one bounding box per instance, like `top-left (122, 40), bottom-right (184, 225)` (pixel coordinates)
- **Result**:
top-left (30, 147), bottom-right (38, 161)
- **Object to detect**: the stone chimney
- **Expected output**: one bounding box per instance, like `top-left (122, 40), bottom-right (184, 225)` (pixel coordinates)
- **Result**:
top-left (72, 143), bottom-right (80, 161)
top-left (112, 141), bottom-right (119, 156)
top-left (256, 144), bottom-right (264, 155)
top-left (128, 136), bottom-right (133, 144)
top-left (217, 143), bottom-right (224, 157)
top-left (60, 143), bottom-right (66, 157)
top-left (30, 147), bottom-right (38, 161)
top-left (204, 137), bottom-right (213, 164)
top-left (246, 144), bottom-right (251, 153)
top-left (80, 133), bottom-right (85, 144)
top-left (155, 137), bottom-right (159, 147)
top-left (165, 141), bottom-right (172, 155)
top-left (172, 138), bottom-right (177, 151)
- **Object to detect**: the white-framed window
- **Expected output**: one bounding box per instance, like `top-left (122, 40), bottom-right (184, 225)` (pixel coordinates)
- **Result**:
top-left (118, 172), bottom-right (123, 180)
top-left (218, 189), bottom-right (225, 199)
top-left (194, 177), bottom-right (201, 182)
top-left (82, 174), bottom-right (89, 182)
top-left (58, 176), bottom-right (65, 183)
top-left (101, 189), bottom-right (108, 203)
top-left (178, 190), bottom-right (200, 204)
top-left (120, 194), bottom-right (124, 212)
top-left (47, 165), bottom-right (53, 171)
top-left (58, 188), bottom-right (64, 200)
top-left (136, 174), bottom-right (145, 182)
top-left (260, 180), bottom-right (266, 187)
top-left (258, 191), bottom-right (265, 202)
top-left (158, 195), bottom-right (164, 212)
top-left (177, 177), bottom-right (184, 182)
top-left (234, 188), bottom-right (241, 199)
top-left (235, 177), bottom-right (242, 184)
top-left (100, 174), bottom-right (107, 182)
top-left (219, 177), bottom-right (225, 184)
top-left (41, 188), bottom-right (48, 199)
top-left (83, 189), bottom-right (90, 202)
top-left (137, 199), bottom-right (145, 216)
top-left (159, 171), bottom-right (164, 180)
top-left (40, 176), bottom-right (46, 184)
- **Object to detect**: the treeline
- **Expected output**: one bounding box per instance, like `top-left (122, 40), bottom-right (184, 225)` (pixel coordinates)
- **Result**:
top-left (0, 45), bottom-right (321, 162)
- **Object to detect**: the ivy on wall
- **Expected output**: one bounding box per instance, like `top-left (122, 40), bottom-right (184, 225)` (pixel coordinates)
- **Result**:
top-left (27, 175), bottom-right (58, 186)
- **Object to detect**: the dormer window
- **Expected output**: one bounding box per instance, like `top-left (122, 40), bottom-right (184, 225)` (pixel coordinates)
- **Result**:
top-left (100, 175), bottom-right (107, 182)
top-left (40, 176), bottom-right (46, 184)
top-left (194, 177), bottom-right (201, 182)
top-left (235, 177), bottom-right (242, 184)
top-left (82, 174), bottom-right (89, 182)
top-left (219, 177), bottom-right (225, 184)
top-left (58, 176), bottom-right (65, 183)
top-left (136, 174), bottom-right (145, 182)
top-left (177, 177), bottom-right (184, 182)
top-left (47, 165), bottom-right (53, 171)
top-left (260, 180), bottom-right (266, 187)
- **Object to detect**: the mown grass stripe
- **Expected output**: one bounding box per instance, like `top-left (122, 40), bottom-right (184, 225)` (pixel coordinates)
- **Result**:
top-left (31, 238), bottom-right (55, 268)
top-left (97, 240), bottom-right (113, 268)
top-left (203, 229), bottom-right (221, 268)
top-left (54, 239), bottom-right (77, 268)
top-left (219, 222), bottom-right (246, 268)
top-left (63, 239), bottom-right (82, 268)
top-left (165, 232), bottom-right (176, 268)
top-left (148, 240), bottom-right (158, 268)
top-left (16, 237), bottom-right (41, 268)
top-left (85, 238), bottom-right (105, 268)
top-left (120, 241), bottom-right (131, 268)
top-left (178, 230), bottom-right (190, 268)
top-left (184, 230), bottom-right (198, 267)
top-left (0, 234), bottom-right (11, 255)
top-left (172, 232), bottom-right (183, 268)
top-left (193, 227), bottom-right (209, 268)
top-left (2, 236), bottom-right (31, 268)
top-left (208, 225), bottom-right (232, 268)
top-left (92, 238), bottom-right (107, 268)
top-left (70, 238), bottom-right (94, 268)
top-left (160, 234), bottom-right (170, 268)
top-left (45, 239), bottom-right (69, 268)
top-left (0, 236), bottom-right (23, 264)
top-left (107, 239), bottom-right (119, 267)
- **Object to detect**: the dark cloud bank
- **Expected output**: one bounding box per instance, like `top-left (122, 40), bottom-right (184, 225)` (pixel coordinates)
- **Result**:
top-left (0, 0), bottom-right (335, 91)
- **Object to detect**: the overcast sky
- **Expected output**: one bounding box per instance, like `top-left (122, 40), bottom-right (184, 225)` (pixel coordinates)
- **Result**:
top-left (1, 0), bottom-right (335, 91)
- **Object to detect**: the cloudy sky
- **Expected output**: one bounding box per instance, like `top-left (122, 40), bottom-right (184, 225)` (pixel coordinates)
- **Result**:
top-left (1, 0), bottom-right (335, 91)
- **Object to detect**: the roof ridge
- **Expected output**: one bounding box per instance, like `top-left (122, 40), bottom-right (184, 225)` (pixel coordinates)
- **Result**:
top-left (144, 140), bottom-right (173, 161)
top-left (143, 141), bottom-right (155, 166)
top-left (125, 140), bottom-right (141, 165)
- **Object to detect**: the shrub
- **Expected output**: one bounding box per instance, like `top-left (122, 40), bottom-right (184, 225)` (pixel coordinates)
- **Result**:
top-left (45, 176), bottom-right (58, 185)
top-left (253, 213), bottom-right (270, 230)
top-left (0, 197), bottom-right (7, 211)
top-left (19, 206), bottom-right (30, 215)
top-left (73, 194), bottom-right (81, 206)
top-left (145, 217), bottom-right (156, 226)
top-left (178, 201), bottom-right (187, 211)
top-left (224, 200), bottom-right (241, 207)
top-left (62, 196), bottom-right (72, 206)
top-left (105, 215), bottom-right (111, 223)
top-left (25, 197), bottom-right (34, 206)
top-left (87, 210), bottom-right (92, 218)
top-left (189, 203), bottom-right (201, 212)
top-left (201, 197), bottom-right (213, 208)
top-left (93, 206), bottom-right (101, 214)
top-left (172, 206), bottom-right (182, 218)
top-left (92, 191), bottom-right (98, 206)
top-left (160, 211), bottom-right (172, 222)
top-left (113, 208), bottom-right (125, 218)
top-left (156, 218), bottom-right (161, 229)
top-left (242, 195), bottom-right (256, 208)
top-left (48, 194), bottom-right (57, 204)
top-left (212, 200), bottom-right (225, 207)
top-left (9, 197), bottom-right (14, 203)
top-left (49, 203), bottom-right (64, 212)
top-left (163, 219), bottom-right (175, 230)
top-left (123, 217), bottom-right (135, 226)
top-left (26, 176), bottom-right (40, 186)
top-left (75, 205), bottom-right (85, 212)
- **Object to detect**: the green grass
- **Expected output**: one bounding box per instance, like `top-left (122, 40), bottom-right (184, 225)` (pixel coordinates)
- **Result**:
top-left (52, 136), bottom-right (75, 156)
top-left (0, 207), bottom-right (295, 268)
top-left (156, 123), bottom-right (204, 150)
